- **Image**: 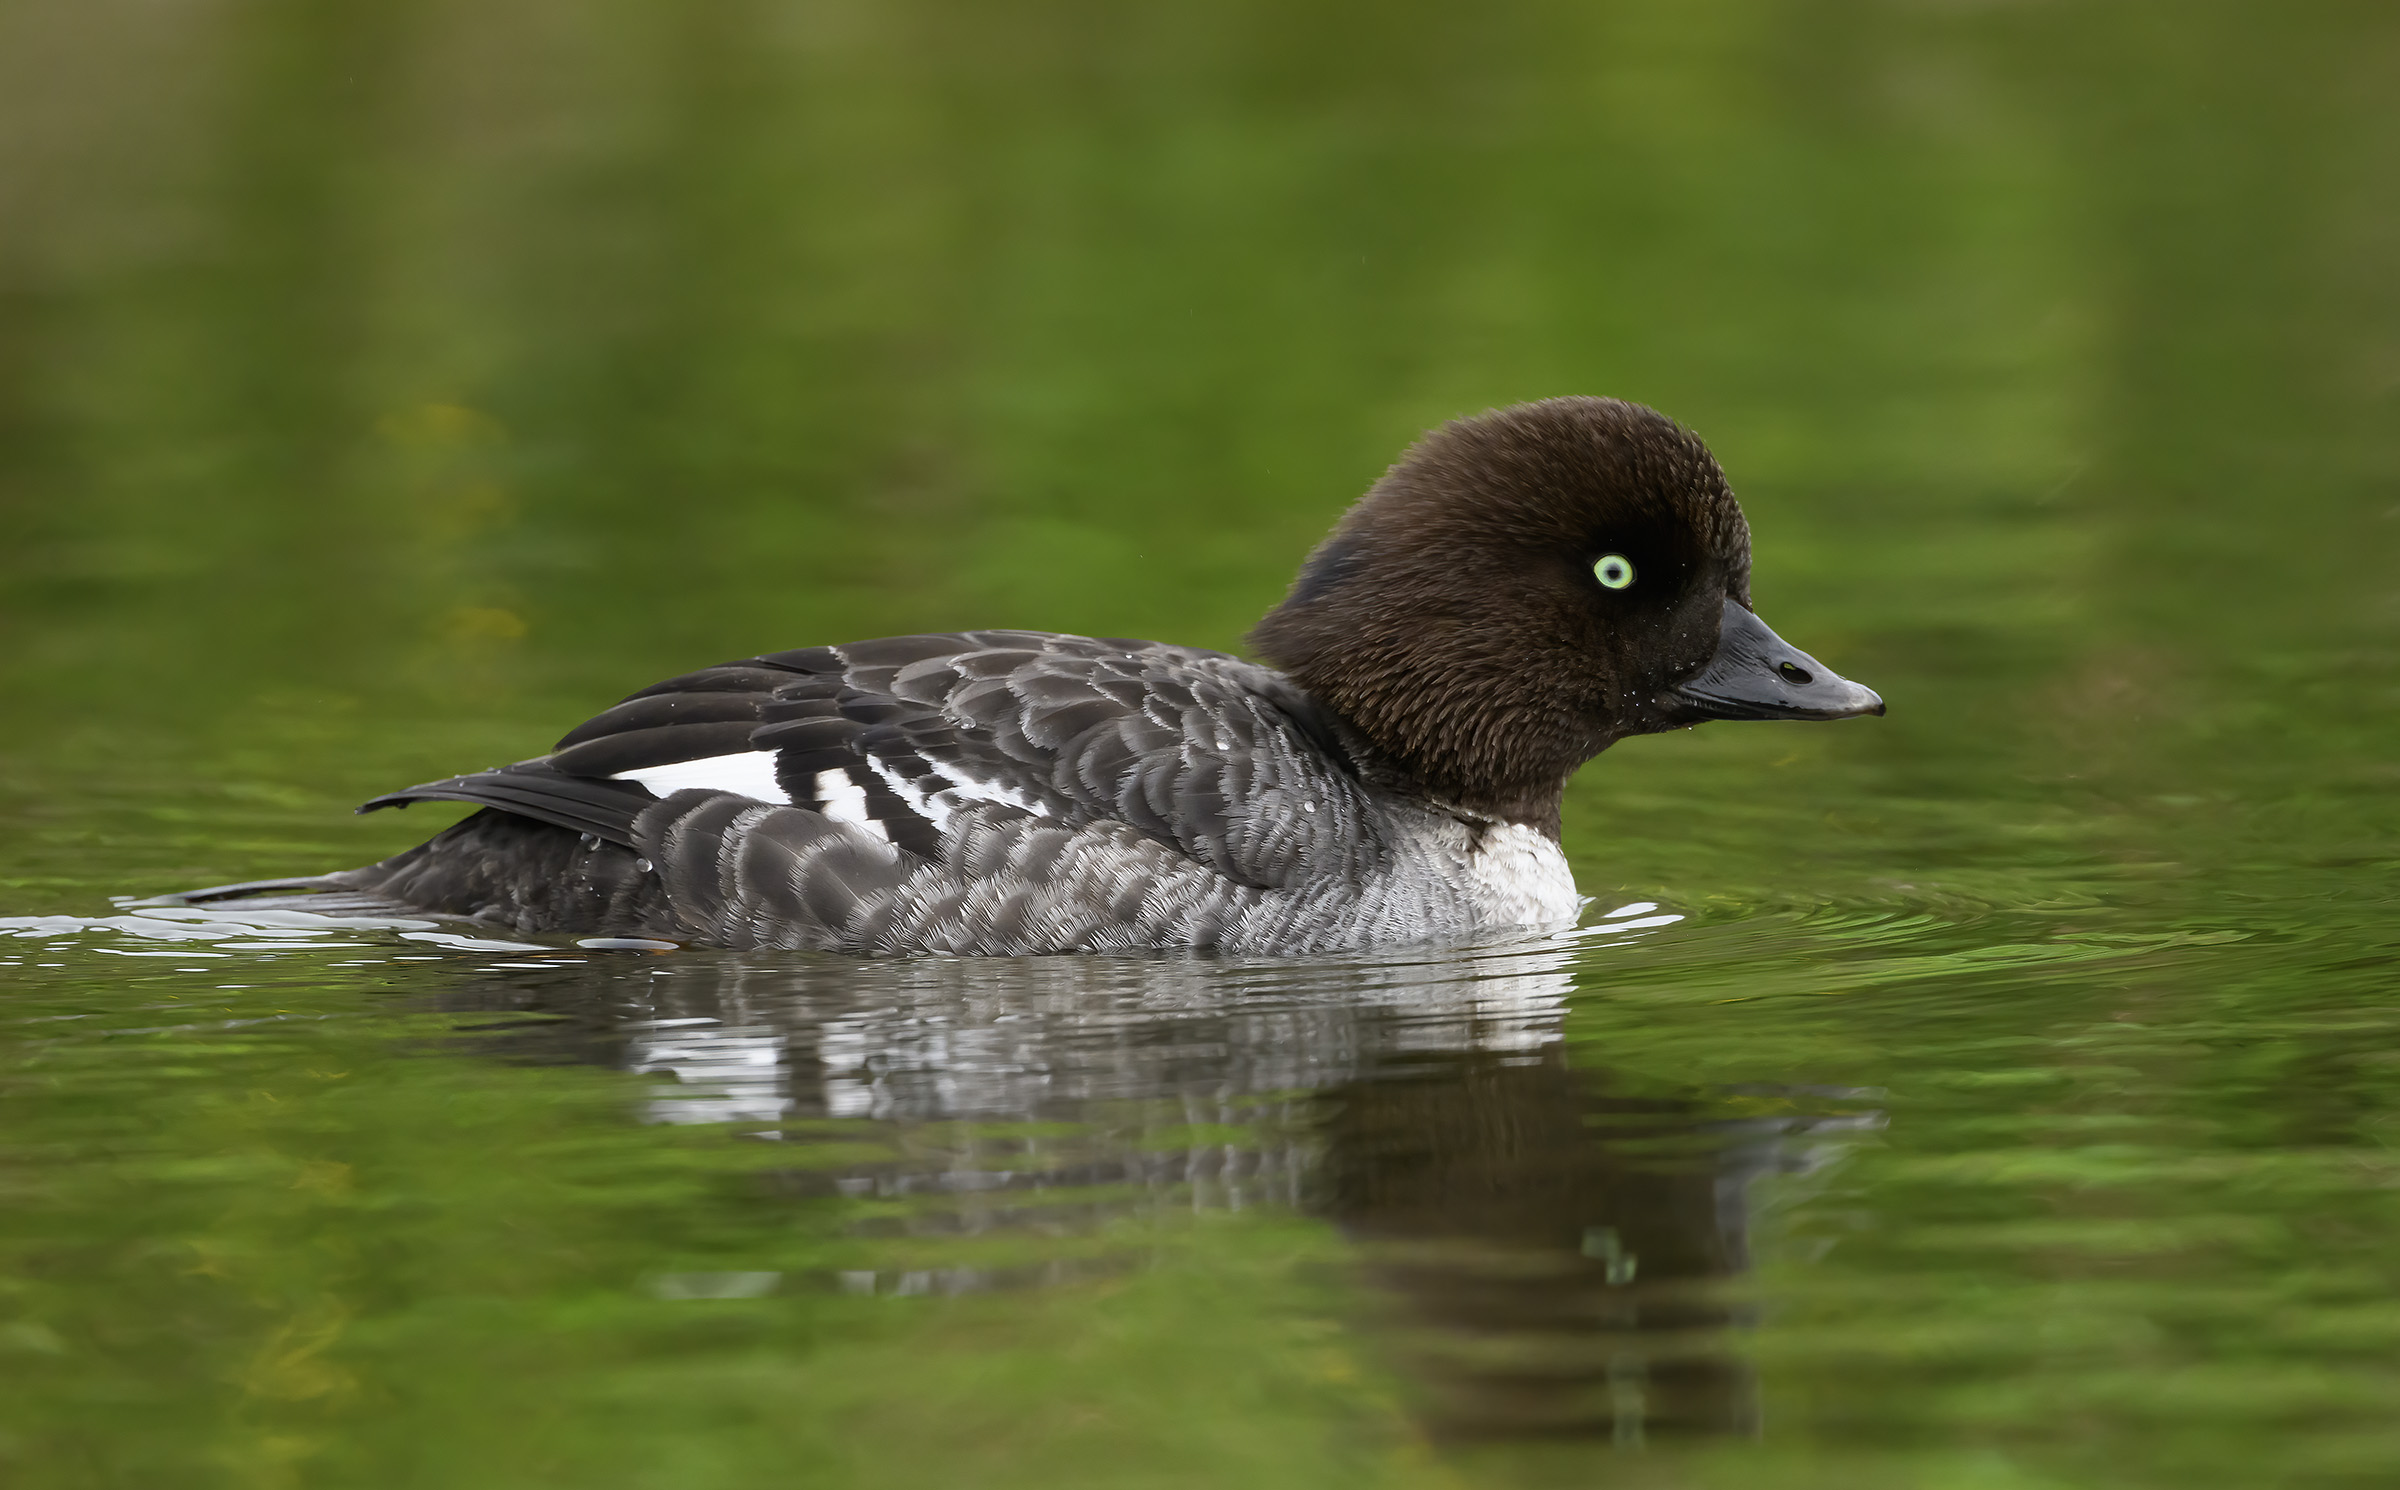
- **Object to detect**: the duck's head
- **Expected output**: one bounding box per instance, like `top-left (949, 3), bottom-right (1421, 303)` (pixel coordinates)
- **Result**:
top-left (1249, 396), bottom-right (1883, 834)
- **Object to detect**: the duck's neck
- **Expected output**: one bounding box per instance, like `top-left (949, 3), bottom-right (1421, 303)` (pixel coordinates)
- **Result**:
top-left (1290, 671), bottom-right (1606, 841)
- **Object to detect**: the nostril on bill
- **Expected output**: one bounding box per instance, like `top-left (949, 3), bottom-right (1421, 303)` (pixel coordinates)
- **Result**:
top-left (1777, 661), bottom-right (1813, 685)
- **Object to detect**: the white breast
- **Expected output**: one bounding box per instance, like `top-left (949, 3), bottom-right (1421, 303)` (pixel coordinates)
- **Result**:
top-left (1462, 822), bottom-right (1584, 929)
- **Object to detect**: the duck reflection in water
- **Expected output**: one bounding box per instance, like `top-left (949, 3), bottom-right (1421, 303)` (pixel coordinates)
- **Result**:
top-left (436, 934), bottom-right (1878, 1445)
top-left (1316, 1048), bottom-right (1877, 1443)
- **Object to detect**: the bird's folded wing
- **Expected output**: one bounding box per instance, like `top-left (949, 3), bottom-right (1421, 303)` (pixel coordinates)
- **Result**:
top-left (362, 630), bottom-right (1390, 889)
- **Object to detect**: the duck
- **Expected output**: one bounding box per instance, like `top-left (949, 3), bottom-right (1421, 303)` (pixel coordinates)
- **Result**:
top-left (177, 397), bottom-right (1883, 955)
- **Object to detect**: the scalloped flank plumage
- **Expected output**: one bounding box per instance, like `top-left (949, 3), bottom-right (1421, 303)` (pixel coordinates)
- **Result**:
top-left (171, 398), bottom-right (1884, 955)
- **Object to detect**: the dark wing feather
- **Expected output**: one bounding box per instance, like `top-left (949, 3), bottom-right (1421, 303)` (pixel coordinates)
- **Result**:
top-left (808, 634), bottom-right (1390, 890)
top-left (551, 690), bottom-right (773, 749)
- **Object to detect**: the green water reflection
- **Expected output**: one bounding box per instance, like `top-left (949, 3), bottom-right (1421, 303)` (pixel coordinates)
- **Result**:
top-left (3, 0), bottom-right (2396, 1485)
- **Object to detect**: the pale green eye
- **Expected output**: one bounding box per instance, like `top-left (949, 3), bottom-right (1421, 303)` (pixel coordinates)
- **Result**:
top-left (1594, 553), bottom-right (1635, 590)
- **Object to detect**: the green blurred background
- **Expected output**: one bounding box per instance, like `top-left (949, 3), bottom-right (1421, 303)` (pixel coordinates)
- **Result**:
top-left (3, 2), bottom-right (2398, 1488)
top-left (2, 0), bottom-right (2390, 905)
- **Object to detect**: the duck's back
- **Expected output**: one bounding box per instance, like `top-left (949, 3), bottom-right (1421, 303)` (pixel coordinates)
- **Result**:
top-left (332, 630), bottom-right (1554, 954)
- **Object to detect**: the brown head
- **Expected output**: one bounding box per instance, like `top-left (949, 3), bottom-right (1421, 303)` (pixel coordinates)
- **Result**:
top-left (1249, 397), bottom-right (1881, 835)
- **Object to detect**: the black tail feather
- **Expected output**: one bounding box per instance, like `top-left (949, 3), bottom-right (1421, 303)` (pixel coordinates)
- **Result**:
top-left (145, 874), bottom-right (354, 905)
top-left (359, 762), bottom-right (652, 847)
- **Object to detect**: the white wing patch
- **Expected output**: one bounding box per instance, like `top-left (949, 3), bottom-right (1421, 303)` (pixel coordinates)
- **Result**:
top-left (853, 755), bottom-right (1054, 833)
top-left (813, 769), bottom-right (893, 843)
top-left (613, 751), bottom-right (792, 804)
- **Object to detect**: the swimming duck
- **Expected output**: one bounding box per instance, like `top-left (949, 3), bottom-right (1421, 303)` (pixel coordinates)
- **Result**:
top-left (184, 397), bottom-right (1883, 954)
